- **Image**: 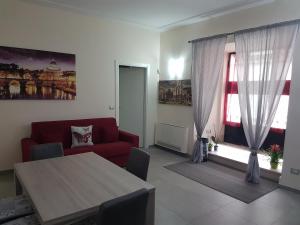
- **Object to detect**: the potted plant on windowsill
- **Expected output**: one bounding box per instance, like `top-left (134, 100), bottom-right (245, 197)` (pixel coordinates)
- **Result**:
top-left (268, 144), bottom-right (283, 169)
top-left (211, 125), bottom-right (223, 151)
top-left (208, 142), bottom-right (213, 151)
top-left (211, 136), bottom-right (218, 151)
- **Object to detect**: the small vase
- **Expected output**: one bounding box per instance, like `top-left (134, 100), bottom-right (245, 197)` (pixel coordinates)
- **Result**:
top-left (214, 145), bottom-right (218, 151)
top-left (270, 162), bottom-right (279, 169)
top-left (270, 153), bottom-right (279, 169)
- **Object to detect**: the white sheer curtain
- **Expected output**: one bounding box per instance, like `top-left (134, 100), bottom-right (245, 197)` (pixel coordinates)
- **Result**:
top-left (235, 24), bottom-right (299, 183)
top-left (192, 36), bottom-right (227, 163)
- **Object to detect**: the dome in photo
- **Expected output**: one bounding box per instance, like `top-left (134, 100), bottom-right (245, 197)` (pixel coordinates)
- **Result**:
top-left (46, 59), bottom-right (61, 72)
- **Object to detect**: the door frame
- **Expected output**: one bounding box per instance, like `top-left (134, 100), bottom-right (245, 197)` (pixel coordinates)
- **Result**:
top-left (115, 60), bottom-right (150, 147)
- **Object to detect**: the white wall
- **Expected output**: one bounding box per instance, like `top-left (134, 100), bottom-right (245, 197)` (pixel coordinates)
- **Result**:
top-left (159, 0), bottom-right (300, 190)
top-left (0, 0), bottom-right (160, 170)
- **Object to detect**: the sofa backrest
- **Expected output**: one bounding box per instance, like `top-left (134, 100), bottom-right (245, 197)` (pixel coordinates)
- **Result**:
top-left (31, 117), bottom-right (119, 148)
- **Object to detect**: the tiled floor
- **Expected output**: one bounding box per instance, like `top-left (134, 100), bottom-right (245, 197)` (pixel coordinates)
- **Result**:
top-left (146, 146), bottom-right (300, 225)
top-left (1, 147), bottom-right (300, 225)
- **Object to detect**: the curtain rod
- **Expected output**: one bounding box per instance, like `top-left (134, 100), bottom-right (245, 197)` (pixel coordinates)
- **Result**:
top-left (188, 18), bottom-right (300, 43)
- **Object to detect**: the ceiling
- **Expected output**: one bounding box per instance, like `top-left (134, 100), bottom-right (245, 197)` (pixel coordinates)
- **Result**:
top-left (24, 0), bottom-right (274, 30)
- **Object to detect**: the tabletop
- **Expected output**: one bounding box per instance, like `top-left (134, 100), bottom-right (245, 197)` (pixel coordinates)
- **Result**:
top-left (14, 152), bottom-right (154, 225)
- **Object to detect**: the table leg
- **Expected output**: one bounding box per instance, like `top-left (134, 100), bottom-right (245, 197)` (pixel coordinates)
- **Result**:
top-left (146, 189), bottom-right (155, 225)
top-left (15, 173), bottom-right (23, 195)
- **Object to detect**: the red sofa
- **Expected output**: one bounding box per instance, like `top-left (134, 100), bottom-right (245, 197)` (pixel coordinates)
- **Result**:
top-left (21, 117), bottom-right (139, 167)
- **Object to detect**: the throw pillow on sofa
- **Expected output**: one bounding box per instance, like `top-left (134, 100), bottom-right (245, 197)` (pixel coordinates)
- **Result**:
top-left (71, 126), bottom-right (93, 148)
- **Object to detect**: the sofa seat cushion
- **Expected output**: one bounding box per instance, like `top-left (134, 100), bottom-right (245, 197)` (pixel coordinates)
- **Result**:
top-left (64, 141), bottom-right (132, 159)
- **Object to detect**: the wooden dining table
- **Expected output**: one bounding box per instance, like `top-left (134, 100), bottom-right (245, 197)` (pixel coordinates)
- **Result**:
top-left (14, 152), bottom-right (155, 225)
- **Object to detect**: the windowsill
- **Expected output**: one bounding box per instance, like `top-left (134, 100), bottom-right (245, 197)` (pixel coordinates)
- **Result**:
top-left (209, 143), bottom-right (282, 174)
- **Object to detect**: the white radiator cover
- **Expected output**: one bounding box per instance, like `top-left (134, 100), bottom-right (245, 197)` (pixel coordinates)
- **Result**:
top-left (155, 123), bottom-right (189, 154)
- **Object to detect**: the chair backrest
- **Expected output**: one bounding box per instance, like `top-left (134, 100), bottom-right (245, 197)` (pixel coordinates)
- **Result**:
top-left (96, 188), bottom-right (149, 225)
top-left (30, 143), bottom-right (64, 161)
top-left (126, 148), bottom-right (150, 181)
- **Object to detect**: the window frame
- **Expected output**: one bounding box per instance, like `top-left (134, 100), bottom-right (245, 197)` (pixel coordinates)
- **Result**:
top-left (223, 52), bottom-right (290, 132)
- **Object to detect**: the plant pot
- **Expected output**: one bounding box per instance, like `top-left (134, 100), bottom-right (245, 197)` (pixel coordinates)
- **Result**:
top-left (270, 162), bottom-right (279, 169)
top-left (270, 153), bottom-right (279, 163)
top-left (208, 145), bottom-right (212, 152)
top-left (214, 145), bottom-right (218, 151)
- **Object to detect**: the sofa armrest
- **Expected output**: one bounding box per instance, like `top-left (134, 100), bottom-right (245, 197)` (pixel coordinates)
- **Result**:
top-left (119, 130), bottom-right (139, 147)
top-left (21, 138), bottom-right (38, 162)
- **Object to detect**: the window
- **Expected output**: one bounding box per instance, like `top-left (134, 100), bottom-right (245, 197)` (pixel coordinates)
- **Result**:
top-left (224, 53), bottom-right (291, 130)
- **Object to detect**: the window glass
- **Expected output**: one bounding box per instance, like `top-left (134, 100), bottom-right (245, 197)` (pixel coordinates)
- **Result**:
top-left (286, 64), bottom-right (292, 80)
top-left (271, 96), bottom-right (289, 129)
top-left (231, 53), bottom-right (292, 81)
top-left (226, 94), bottom-right (241, 123)
top-left (228, 54), bottom-right (237, 81)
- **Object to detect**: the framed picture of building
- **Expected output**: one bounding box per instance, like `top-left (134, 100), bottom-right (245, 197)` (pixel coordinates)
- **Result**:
top-left (159, 79), bottom-right (192, 106)
top-left (0, 46), bottom-right (76, 100)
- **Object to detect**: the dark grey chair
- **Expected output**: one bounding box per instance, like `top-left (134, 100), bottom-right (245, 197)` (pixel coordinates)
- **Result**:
top-left (0, 196), bottom-right (34, 224)
top-left (4, 189), bottom-right (149, 225)
top-left (72, 188), bottom-right (149, 225)
top-left (96, 188), bottom-right (149, 225)
top-left (1, 143), bottom-right (64, 224)
top-left (1, 214), bottom-right (40, 225)
top-left (126, 148), bottom-right (150, 181)
top-left (30, 143), bottom-right (64, 161)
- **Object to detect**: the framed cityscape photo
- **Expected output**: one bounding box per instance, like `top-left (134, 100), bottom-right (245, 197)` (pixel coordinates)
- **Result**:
top-left (159, 79), bottom-right (192, 106)
top-left (0, 46), bottom-right (76, 100)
